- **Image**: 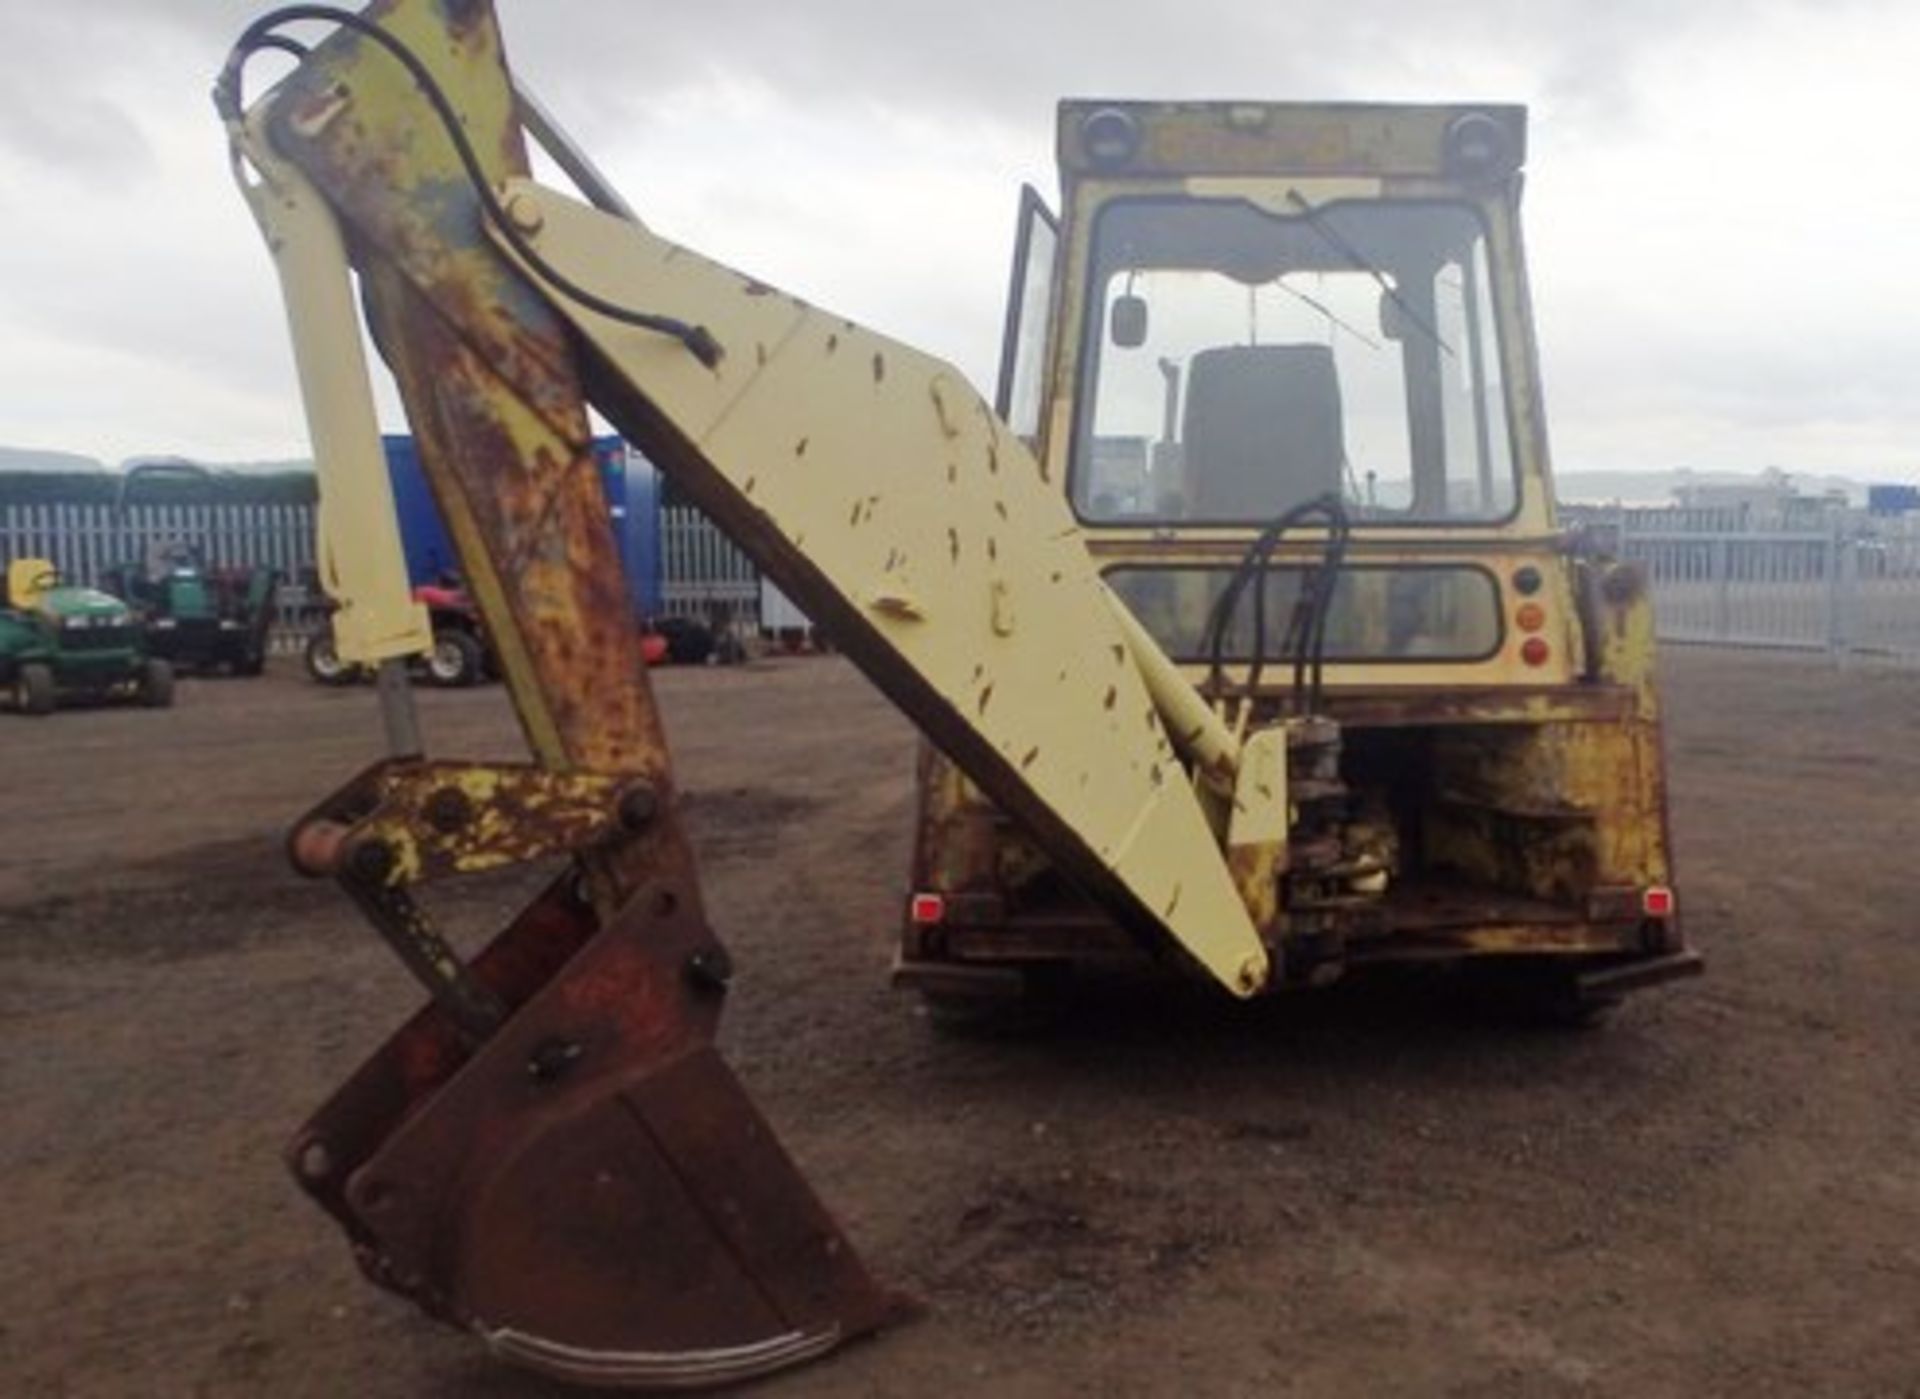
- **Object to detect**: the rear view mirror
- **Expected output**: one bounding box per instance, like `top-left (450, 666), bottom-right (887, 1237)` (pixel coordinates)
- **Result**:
top-left (1110, 294), bottom-right (1149, 348)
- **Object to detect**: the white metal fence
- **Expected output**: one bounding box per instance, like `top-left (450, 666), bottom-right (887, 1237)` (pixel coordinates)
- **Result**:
top-left (0, 500), bottom-right (316, 585)
top-left (1600, 508), bottom-right (1920, 665)
top-left (1, 500), bottom-right (320, 649)
top-left (4, 497), bottom-right (790, 644)
top-left (657, 502), bottom-right (761, 627)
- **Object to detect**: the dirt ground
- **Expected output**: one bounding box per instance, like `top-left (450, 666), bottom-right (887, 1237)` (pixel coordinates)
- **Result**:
top-left (2, 648), bottom-right (1917, 1398)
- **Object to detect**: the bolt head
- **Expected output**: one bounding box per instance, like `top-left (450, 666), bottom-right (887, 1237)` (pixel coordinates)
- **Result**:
top-left (617, 784), bottom-right (660, 831)
top-left (505, 191), bottom-right (544, 235)
top-left (526, 1037), bottom-right (584, 1084)
top-left (684, 945), bottom-right (734, 994)
top-left (423, 787), bottom-right (471, 834)
top-left (346, 837), bottom-right (396, 884)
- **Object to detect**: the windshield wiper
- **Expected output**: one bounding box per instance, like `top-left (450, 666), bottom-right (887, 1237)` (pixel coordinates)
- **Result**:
top-left (1286, 188), bottom-right (1453, 358)
top-left (1269, 276), bottom-right (1382, 351)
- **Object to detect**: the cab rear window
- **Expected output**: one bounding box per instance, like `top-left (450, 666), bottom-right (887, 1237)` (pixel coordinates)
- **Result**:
top-left (1104, 564), bottom-right (1502, 662)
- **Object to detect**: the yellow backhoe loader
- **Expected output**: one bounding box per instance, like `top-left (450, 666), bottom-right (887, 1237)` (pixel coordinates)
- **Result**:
top-left (218, 2), bottom-right (1697, 1387)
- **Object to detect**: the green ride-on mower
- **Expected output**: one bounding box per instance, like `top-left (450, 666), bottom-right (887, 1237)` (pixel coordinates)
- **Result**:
top-left (1, 558), bottom-right (174, 715)
top-left (103, 541), bottom-right (279, 676)
top-left (101, 462), bottom-right (281, 676)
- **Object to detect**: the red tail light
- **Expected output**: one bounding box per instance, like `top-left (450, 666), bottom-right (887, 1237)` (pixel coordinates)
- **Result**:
top-left (909, 893), bottom-right (946, 926)
top-left (1520, 637), bottom-right (1550, 667)
top-left (1642, 886), bottom-right (1675, 918)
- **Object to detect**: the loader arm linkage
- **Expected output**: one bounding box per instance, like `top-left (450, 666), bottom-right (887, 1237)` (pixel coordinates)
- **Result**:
top-left (222, 0), bottom-right (1280, 1387)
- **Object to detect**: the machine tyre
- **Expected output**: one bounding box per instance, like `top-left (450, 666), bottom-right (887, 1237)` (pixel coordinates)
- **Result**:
top-left (1533, 985), bottom-right (1621, 1030)
top-left (424, 628), bottom-right (484, 687)
top-left (140, 658), bottom-right (176, 709)
top-left (919, 966), bottom-right (1074, 1038)
top-left (655, 617), bottom-right (715, 666)
top-left (1467, 963), bottom-right (1619, 1030)
top-left (304, 633), bottom-right (359, 686)
top-left (16, 662), bottom-right (56, 716)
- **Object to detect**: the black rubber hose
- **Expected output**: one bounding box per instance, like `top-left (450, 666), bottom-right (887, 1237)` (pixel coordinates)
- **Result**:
top-left (216, 5), bottom-right (722, 367)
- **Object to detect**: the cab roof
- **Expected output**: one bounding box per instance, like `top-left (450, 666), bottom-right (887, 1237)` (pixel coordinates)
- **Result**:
top-left (1055, 101), bottom-right (1527, 183)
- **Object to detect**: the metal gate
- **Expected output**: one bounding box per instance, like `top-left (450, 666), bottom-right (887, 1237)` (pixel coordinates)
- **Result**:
top-left (656, 503), bottom-right (760, 627)
top-left (1602, 508), bottom-right (1920, 665)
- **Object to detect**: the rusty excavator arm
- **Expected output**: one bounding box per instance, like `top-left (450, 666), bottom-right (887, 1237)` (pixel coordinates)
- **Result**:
top-left (218, 0), bottom-right (1288, 1387)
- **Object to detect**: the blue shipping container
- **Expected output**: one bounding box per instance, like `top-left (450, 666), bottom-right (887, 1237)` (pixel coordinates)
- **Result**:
top-left (382, 434), bottom-right (656, 613)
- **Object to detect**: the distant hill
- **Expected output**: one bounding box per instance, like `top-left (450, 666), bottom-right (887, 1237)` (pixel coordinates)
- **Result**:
top-left (0, 447), bottom-right (316, 478)
top-left (0, 446), bottom-right (108, 475)
top-left (0, 449), bottom-right (315, 507)
top-left (121, 454), bottom-right (313, 477)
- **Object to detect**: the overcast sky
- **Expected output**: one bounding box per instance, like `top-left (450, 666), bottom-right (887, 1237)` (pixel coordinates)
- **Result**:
top-left (0, 0), bottom-right (1915, 480)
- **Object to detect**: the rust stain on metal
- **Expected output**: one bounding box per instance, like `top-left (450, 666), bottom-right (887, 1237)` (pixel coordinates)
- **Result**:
top-left (289, 759), bottom-right (638, 888)
top-left (1225, 843), bottom-right (1282, 935)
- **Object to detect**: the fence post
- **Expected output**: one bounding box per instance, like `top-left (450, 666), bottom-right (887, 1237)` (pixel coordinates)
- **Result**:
top-left (1711, 536), bottom-right (1731, 642)
top-left (1835, 524), bottom-right (1861, 666)
top-left (1824, 516), bottom-right (1846, 664)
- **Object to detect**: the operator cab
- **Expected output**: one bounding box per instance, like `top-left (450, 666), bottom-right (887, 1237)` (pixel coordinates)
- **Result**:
top-left (998, 102), bottom-right (1558, 688)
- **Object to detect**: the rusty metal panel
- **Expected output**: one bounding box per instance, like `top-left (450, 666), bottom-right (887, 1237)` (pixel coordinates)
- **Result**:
top-left (289, 758), bottom-right (639, 886)
top-left (303, 871), bottom-right (905, 1386)
top-left (263, 2), bottom-right (661, 795)
top-left (1224, 727), bottom-right (1291, 935)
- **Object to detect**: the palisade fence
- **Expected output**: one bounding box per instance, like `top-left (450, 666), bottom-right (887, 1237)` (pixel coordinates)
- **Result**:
top-left (3, 496), bottom-right (789, 653)
top-left (657, 501), bottom-right (761, 629)
top-left (0, 500), bottom-right (322, 650)
top-left (1578, 506), bottom-right (1920, 666)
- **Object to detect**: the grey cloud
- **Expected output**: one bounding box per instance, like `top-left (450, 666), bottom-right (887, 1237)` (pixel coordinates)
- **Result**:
top-left (0, 0), bottom-right (1909, 472)
top-left (0, 87), bottom-right (155, 182)
top-left (497, 0), bottom-right (1825, 137)
top-left (0, 1), bottom-right (1839, 148)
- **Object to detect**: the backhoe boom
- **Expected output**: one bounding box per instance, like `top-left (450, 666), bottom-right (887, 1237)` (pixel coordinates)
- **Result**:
top-left (223, 0), bottom-right (1276, 1386)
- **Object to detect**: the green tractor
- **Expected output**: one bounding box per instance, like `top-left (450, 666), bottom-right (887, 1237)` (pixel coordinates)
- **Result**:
top-left (1, 558), bottom-right (174, 715)
top-left (100, 463), bottom-right (281, 676)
